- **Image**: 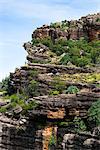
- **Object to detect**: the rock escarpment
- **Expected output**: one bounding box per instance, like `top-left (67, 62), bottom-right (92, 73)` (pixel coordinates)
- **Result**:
top-left (32, 13), bottom-right (100, 41)
top-left (0, 13), bottom-right (100, 150)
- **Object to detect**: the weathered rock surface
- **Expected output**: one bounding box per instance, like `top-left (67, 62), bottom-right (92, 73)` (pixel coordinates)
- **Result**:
top-left (62, 132), bottom-right (100, 150)
top-left (32, 13), bottom-right (100, 42)
top-left (29, 92), bottom-right (100, 119)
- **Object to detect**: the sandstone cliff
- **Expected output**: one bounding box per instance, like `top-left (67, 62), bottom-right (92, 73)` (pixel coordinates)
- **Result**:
top-left (0, 13), bottom-right (100, 150)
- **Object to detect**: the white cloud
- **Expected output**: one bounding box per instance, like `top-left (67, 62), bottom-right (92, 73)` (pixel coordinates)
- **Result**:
top-left (0, 0), bottom-right (99, 22)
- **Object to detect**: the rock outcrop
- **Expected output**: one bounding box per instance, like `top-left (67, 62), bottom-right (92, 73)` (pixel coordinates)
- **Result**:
top-left (0, 13), bottom-right (100, 150)
top-left (62, 132), bottom-right (100, 150)
top-left (32, 13), bottom-right (100, 41)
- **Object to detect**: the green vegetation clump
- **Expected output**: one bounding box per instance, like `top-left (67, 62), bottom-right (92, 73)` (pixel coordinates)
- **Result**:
top-left (59, 54), bottom-right (71, 65)
top-left (61, 73), bottom-right (100, 84)
top-left (24, 80), bottom-right (39, 97)
top-left (50, 20), bottom-right (69, 31)
top-left (31, 38), bottom-right (40, 45)
top-left (50, 22), bottom-right (61, 28)
top-left (0, 93), bottom-right (39, 114)
top-left (49, 134), bottom-right (56, 146)
top-left (32, 37), bottom-right (100, 67)
top-left (57, 117), bottom-right (87, 133)
top-left (0, 76), bottom-right (14, 95)
top-left (73, 117), bottom-right (87, 132)
top-left (88, 99), bottom-right (100, 126)
top-left (66, 86), bottom-right (80, 94)
top-left (49, 90), bottom-right (60, 95)
top-left (96, 18), bottom-right (100, 22)
top-left (52, 77), bottom-right (66, 93)
top-left (0, 107), bottom-right (7, 113)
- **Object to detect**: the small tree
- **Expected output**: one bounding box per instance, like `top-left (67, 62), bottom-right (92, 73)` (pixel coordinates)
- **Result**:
top-left (0, 76), bottom-right (14, 95)
top-left (66, 86), bottom-right (80, 94)
top-left (88, 99), bottom-right (100, 127)
top-left (26, 80), bottom-right (39, 97)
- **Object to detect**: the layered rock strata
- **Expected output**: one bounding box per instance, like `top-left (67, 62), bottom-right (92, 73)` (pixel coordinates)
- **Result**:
top-left (0, 13), bottom-right (100, 150)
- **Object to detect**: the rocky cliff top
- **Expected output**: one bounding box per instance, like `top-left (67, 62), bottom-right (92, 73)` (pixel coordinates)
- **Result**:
top-left (32, 13), bottom-right (100, 41)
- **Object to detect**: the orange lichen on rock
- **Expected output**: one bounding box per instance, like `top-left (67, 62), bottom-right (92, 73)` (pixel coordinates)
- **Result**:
top-left (47, 108), bottom-right (65, 119)
top-left (42, 126), bottom-right (57, 150)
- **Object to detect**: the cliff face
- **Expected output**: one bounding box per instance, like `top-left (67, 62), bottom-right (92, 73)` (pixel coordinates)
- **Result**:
top-left (32, 13), bottom-right (100, 41)
top-left (0, 115), bottom-right (100, 150)
top-left (0, 13), bottom-right (100, 150)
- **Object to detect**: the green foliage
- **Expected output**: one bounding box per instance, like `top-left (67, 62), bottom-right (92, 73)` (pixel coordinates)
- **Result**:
top-left (0, 107), bottom-right (7, 113)
top-left (61, 20), bottom-right (69, 31)
top-left (22, 100), bottom-right (39, 111)
top-left (52, 44), bottom-right (65, 55)
top-left (90, 49), bottom-right (100, 64)
top-left (58, 121), bottom-right (69, 126)
top-left (10, 94), bottom-right (20, 103)
top-left (49, 134), bottom-right (56, 146)
top-left (52, 77), bottom-right (66, 93)
top-left (25, 80), bottom-right (39, 97)
top-left (31, 38), bottom-right (40, 45)
top-left (88, 99), bottom-right (100, 126)
top-left (59, 54), bottom-right (71, 65)
top-left (1, 77), bottom-right (10, 91)
top-left (96, 18), bottom-right (100, 22)
top-left (89, 40), bottom-right (100, 64)
top-left (58, 117), bottom-right (87, 132)
top-left (66, 86), bottom-right (80, 94)
top-left (28, 69), bottom-right (38, 80)
top-left (31, 28), bottom-right (100, 67)
top-left (0, 76), bottom-right (15, 95)
top-left (0, 93), bottom-right (39, 114)
top-left (73, 117), bottom-right (87, 132)
top-left (50, 22), bottom-right (61, 28)
top-left (41, 37), bottom-right (53, 48)
top-left (50, 20), bottom-right (69, 31)
top-left (49, 90), bottom-right (60, 95)
top-left (74, 57), bottom-right (90, 67)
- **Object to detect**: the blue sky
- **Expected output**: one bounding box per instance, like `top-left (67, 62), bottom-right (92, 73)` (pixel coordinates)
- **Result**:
top-left (0, 0), bottom-right (100, 81)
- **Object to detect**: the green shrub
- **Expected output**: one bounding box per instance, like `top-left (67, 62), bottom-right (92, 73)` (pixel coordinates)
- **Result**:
top-left (22, 100), bottom-right (39, 111)
top-left (49, 134), bottom-right (56, 146)
top-left (56, 38), bottom-right (68, 46)
top-left (0, 93), bottom-right (39, 114)
top-left (49, 90), bottom-right (60, 95)
top-left (40, 37), bottom-right (53, 48)
top-left (50, 21), bottom-right (69, 31)
top-left (73, 117), bottom-right (87, 132)
top-left (59, 54), bottom-right (71, 65)
top-left (10, 94), bottom-right (20, 103)
top-left (0, 76), bottom-right (14, 95)
top-left (96, 18), bottom-right (100, 22)
top-left (75, 57), bottom-right (90, 67)
top-left (26, 80), bottom-right (39, 97)
top-left (31, 34), bottom-right (100, 67)
top-left (88, 99), bottom-right (100, 126)
top-left (52, 44), bottom-right (66, 56)
top-left (50, 22), bottom-right (61, 28)
top-left (90, 49), bottom-right (100, 64)
top-left (27, 69), bottom-right (39, 81)
top-left (66, 86), bottom-right (80, 94)
top-left (58, 121), bottom-right (69, 126)
top-left (31, 38), bottom-right (40, 45)
top-left (52, 77), bottom-right (66, 93)
top-left (0, 107), bottom-right (7, 113)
